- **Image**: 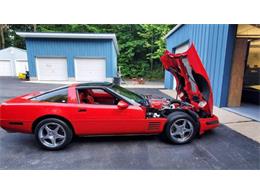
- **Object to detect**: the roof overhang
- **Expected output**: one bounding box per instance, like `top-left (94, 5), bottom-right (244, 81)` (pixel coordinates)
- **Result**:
top-left (16, 32), bottom-right (119, 55)
top-left (164, 24), bottom-right (183, 39)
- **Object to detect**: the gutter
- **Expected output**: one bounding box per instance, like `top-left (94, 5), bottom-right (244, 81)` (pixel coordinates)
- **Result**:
top-left (164, 24), bottom-right (183, 39)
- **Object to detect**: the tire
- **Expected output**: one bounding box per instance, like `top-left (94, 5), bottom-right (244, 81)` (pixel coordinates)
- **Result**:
top-left (164, 111), bottom-right (198, 144)
top-left (34, 118), bottom-right (73, 150)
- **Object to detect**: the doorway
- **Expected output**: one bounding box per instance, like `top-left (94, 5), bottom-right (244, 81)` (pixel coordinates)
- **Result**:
top-left (227, 24), bottom-right (260, 121)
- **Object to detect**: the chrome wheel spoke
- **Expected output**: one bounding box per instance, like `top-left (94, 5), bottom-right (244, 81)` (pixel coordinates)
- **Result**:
top-left (45, 125), bottom-right (52, 133)
top-left (55, 134), bottom-right (65, 139)
top-left (170, 130), bottom-right (179, 136)
top-left (40, 134), bottom-right (50, 140)
top-left (183, 128), bottom-right (192, 133)
top-left (49, 136), bottom-right (56, 146)
top-left (182, 120), bottom-right (187, 127)
top-left (53, 126), bottom-right (60, 133)
top-left (173, 123), bottom-right (180, 129)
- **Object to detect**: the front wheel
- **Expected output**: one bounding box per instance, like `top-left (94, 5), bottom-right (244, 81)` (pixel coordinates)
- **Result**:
top-left (164, 111), bottom-right (198, 144)
top-left (34, 118), bottom-right (73, 150)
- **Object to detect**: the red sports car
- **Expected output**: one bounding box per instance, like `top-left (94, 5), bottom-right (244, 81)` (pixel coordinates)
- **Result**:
top-left (0, 44), bottom-right (219, 150)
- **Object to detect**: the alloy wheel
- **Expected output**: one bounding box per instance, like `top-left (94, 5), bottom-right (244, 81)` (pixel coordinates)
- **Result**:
top-left (38, 122), bottom-right (66, 148)
top-left (169, 119), bottom-right (194, 143)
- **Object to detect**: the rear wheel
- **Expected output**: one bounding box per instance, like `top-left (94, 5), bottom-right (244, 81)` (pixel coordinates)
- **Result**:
top-left (164, 111), bottom-right (198, 144)
top-left (34, 118), bottom-right (73, 150)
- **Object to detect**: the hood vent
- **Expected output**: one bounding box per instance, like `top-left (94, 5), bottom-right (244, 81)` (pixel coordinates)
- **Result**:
top-left (148, 122), bottom-right (161, 130)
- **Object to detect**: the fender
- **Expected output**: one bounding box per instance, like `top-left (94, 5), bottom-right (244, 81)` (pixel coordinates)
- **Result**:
top-left (31, 114), bottom-right (75, 134)
top-left (166, 109), bottom-right (200, 132)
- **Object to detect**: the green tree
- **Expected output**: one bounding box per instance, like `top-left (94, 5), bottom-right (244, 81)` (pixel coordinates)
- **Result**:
top-left (138, 24), bottom-right (174, 71)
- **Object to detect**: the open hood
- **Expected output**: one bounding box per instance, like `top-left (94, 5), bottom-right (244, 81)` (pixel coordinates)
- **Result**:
top-left (160, 44), bottom-right (213, 115)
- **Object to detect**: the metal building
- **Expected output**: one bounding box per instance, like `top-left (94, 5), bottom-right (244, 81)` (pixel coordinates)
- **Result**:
top-left (164, 24), bottom-right (260, 111)
top-left (17, 32), bottom-right (119, 82)
top-left (0, 47), bottom-right (28, 76)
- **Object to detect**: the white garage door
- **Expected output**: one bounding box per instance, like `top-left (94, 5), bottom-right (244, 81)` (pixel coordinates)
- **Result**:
top-left (172, 43), bottom-right (190, 88)
top-left (36, 57), bottom-right (68, 81)
top-left (74, 58), bottom-right (106, 82)
top-left (0, 60), bottom-right (13, 76)
top-left (15, 60), bottom-right (28, 76)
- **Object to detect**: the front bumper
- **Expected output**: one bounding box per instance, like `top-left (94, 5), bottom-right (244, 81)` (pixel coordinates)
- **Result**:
top-left (199, 114), bottom-right (219, 134)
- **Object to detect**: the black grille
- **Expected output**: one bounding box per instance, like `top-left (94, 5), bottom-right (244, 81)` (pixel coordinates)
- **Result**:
top-left (148, 122), bottom-right (160, 130)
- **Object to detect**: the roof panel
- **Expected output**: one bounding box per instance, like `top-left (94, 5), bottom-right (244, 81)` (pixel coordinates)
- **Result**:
top-left (16, 32), bottom-right (119, 55)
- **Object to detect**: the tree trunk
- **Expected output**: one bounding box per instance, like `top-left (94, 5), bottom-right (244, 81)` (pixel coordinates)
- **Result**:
top-left (33, 24), bottom-right (37, 32)
top-left (0, 24), bottom-right (5, 49)
top-left (150, 32), bottom-right (154, 71)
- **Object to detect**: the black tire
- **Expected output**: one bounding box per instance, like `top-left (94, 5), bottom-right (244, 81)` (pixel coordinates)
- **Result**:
top-left (34, 118), bottom-right (73, 150)
top-left (164, 111), bottom-right (198, 144)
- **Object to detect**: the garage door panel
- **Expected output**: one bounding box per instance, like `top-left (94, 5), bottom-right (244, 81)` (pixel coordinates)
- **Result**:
top-left (36, 58), bottom-right (68, 81)
top-left (74, 58), bottom-right (106, 82)
top-left (15, 60), bottom-right (28, 76)
top-left (0, 60), bottom-right (13, 76)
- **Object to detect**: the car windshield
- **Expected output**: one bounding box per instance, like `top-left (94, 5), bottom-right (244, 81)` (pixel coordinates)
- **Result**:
top-left (110, 84), bottom-right (145, 105)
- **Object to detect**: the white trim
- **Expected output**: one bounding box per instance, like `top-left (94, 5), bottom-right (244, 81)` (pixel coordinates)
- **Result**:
top-left (164, 24), bottom-right (183, 39)
top-left (16, 32), bottom-right (119, 55)
top-left (14, 59), bottom-right (28, 61)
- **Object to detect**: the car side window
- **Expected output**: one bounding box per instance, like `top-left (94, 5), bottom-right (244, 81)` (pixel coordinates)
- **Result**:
top-left (77, 88), bottom-right (118, 105)
top-left (31, 88), bottom-right (68, 103)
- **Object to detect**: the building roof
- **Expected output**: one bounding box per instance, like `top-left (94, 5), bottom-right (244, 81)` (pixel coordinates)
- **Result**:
top-left (0, 46), bottom-right (26, 53)
top-left (16, 32), bottom-right (119, 55)
top-left (164, 24), bottom-right (183, 39)
top-left (0, 46), bottom-right (27, 60)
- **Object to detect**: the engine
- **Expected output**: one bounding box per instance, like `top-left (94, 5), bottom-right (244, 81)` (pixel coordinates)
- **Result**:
top-left (145, 96), bottom-right (187, 118)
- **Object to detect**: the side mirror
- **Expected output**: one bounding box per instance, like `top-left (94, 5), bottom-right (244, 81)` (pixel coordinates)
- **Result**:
top-left (117, 100), bottom-right (129, 109)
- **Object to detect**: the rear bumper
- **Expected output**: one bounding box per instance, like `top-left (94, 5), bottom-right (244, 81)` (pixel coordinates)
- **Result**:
top-left (0, 119), bottom-right (32, 134)
top-left (199, 114), bottom-right (219, 134)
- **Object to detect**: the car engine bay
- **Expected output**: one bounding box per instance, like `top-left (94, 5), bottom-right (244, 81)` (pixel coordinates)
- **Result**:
top-left (145, 95), bottom-right (196, 118)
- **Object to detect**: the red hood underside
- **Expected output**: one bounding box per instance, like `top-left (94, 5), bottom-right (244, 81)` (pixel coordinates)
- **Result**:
top-left (160, 44), bottom-right (213, 115)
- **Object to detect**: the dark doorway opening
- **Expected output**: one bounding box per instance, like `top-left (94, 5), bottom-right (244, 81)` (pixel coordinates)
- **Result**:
top-left (241, 39), bottom-right (260, 105)
top-left (226, 25), bottom-right (260, 121)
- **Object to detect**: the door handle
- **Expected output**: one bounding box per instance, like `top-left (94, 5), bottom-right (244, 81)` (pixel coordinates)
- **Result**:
top-left (78, 108), bottom-right (87, 112)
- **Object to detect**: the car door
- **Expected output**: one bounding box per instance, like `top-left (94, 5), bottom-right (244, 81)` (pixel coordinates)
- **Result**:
top-left (73, 87), bottom-right (147, 135)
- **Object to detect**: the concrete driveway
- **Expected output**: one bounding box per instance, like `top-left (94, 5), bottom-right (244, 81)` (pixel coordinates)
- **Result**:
top-left (0, 77), bottom-right (259, 169)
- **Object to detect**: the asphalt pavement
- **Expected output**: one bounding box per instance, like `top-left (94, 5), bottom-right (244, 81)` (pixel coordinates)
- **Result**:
top-left (0, 77), bottom-right (259, 169)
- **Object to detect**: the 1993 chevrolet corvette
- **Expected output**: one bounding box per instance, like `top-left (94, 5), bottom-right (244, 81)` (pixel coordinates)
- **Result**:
top-left (0, 44), bottom-right (219, 150)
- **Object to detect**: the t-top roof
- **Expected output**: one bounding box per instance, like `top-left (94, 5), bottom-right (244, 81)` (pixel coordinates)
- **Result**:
top-left (16, 32), bottom-right (119, 55)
